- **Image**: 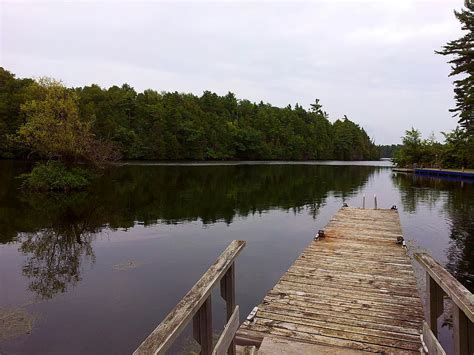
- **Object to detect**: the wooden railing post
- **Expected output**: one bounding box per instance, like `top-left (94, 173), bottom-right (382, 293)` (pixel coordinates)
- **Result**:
top-left (453, 305), bottom-right (473, 355)
top-left (134, 240), bottom-right (246, 355)
top-left (193, 296), bottom-right (213, 355)
top-left (416, 253), bottom-right (474, 355)
top-left (220, 263), bottom-right (236, 355)
top-left (426, 272), bottom-right (444, 337)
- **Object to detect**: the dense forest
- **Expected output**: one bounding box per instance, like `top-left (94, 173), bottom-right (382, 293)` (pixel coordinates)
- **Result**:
top-left (0, 68), bottom-right (379, 162)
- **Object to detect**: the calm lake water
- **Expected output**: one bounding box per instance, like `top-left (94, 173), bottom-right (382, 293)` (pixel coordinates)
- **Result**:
top-left (0, 160), bottom-right (472, 354)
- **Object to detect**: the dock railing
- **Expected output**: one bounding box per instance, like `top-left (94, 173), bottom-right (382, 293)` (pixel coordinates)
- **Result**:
top-left (134, 240), bottom-right (246, 355)
top-left (415, 253), bottom-right (474, 355)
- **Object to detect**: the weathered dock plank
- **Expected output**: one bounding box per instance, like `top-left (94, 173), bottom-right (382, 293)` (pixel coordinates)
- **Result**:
top-left (236, 207), bottom-right (423, 354)
top-left (258, 336), bottom-right (373, 354)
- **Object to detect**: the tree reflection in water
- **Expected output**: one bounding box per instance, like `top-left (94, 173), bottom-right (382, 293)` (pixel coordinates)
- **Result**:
top-left (444, 186), bottom-right (474, 293)
top-left (17, 193), bottom-right (98, 299)
top-left (3, 163), bottom-right (377, 299)
top-left (20, 228), bottom-right (94, 299)
top-left (392, 173), bottom-right (474, 293)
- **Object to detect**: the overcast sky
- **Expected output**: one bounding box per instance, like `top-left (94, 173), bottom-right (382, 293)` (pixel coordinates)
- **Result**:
top-left (0, 0), bottom-right (465, 144)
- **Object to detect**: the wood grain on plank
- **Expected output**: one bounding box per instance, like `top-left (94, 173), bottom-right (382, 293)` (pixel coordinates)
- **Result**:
top-left (236, 208), bottom-right (423, 354)
top-left (258, 336), bottom-right (374, 355)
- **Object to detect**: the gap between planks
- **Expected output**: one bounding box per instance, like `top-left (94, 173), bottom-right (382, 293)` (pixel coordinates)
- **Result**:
top-left (236, 207), bottom-right (423, 354)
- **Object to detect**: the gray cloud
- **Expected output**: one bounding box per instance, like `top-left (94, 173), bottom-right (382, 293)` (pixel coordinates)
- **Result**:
top-left (1, 0), bottom-right (464, 144)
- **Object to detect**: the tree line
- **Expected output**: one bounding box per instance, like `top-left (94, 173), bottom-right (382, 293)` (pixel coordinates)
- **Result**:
top-left (0, 68), bottom-right (379, 164)
top-left (394, 128), bottom-right (473, 168)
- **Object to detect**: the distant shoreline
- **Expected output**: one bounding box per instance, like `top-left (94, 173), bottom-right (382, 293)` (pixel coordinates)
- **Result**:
top-left (0, 158), bottom-right (393, 167)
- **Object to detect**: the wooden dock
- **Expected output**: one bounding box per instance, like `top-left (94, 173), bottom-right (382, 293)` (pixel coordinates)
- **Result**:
top-left (236, 207), bottom-right (425, 354)
top-left (133, 207), bottom-right (473, 355)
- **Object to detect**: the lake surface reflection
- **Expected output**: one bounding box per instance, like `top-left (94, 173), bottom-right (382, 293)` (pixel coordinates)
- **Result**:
top-left (0, 161), bottom-right (472, 354)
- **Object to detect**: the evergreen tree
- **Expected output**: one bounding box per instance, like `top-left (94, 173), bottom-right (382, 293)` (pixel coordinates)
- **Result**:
top-left (436, 1), bottom-right (474, 133)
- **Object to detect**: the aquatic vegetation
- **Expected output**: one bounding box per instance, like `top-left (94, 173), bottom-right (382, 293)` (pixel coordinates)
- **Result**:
top-left (0, 308), bottom-right (35, 341)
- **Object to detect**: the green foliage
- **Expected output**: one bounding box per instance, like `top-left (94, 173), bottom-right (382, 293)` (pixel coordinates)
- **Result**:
top-left (394, 128), bottom-right (424, 166)
top-left (442, 127), bottom-right (474, 168)
top-left (1, 68), bottom-right (380, 162)
top-left (394, 128), bottom-right (474, 168)
top-left (0, 68), bottom-right (34, 158)
top-left (14, 77), bottom-right (119, 166)
top-left (394, 1), bottom-right (474, 169)
top-left (436, 1), bottom-right (474, 133)
top-left (332, 116), bottom-right (379, 160)
top-left (394, 128), bottom-right (442, 167)
top-left (427, 1), bottom-right (474, 169)
top-left (20, 161), bottom-right (94, 191)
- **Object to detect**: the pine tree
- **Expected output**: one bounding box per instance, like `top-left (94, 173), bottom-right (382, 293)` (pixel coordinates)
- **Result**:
top-left (436, 1), bottom-right (474, 133)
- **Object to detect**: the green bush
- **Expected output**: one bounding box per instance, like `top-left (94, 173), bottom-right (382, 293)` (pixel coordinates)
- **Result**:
top-left (20, 161), bottom-right (94, 191)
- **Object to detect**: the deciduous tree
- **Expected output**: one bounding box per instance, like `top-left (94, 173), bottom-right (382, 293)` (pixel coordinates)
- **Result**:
top-left (16, 78), bottom-right (119, 166)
